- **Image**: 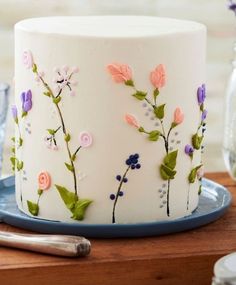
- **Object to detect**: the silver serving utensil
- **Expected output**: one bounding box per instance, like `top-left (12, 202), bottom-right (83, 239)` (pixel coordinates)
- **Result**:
top-left (0, 231), bottom-right (91, 257)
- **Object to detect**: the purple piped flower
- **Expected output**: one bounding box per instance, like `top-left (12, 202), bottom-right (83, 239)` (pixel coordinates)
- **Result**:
top-left (11, 105), bottom-right (18, 121)
top-left (201, 109), bottom-right (208, 121)
top-left (228, 0), bottom-right (236, 14)
top-left (185, 144), bottom-right (194, 156)
top-left (197, 84), bottom-right (206, 105)
top-left (21, 90), bottom-right (33, 112)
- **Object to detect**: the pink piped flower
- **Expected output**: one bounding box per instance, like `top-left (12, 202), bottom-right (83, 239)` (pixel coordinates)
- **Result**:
top-left (53, 66), bottom-right (79, 96)
top-left (173, 107), bottom-right (184, 125)
top-left (197, 166), bottom-right (204, 180)
top-left (150, 64), bottom-right (166, 89)
top-left (79, 131), bottom-right (93, 148)
top-left (22, 50), bottom-right (34, 69)
top-left (107, 63), bottom-right (132, 83)
top-left (125, 114), bottom-right (140, 128)
top-left (38, 171), bottom-right (51, 190)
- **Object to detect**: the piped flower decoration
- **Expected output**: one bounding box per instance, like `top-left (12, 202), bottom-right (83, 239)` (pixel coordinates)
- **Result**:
top-left (228, 0), bottom-right (236, 14)
top-left (185, 144), bottom-right (194, 157)
top-left (21, 90), bottom-right (33, 113)
top-left (79, 131), bottom-right (93, 148)
top-left (150, 64), bottom-right (166, 89)
top-left (38, 171), bottom-right (51, 190)
top-left (173, 107), bottom-right (184, 125)
top-left (53, 66), bottom-right (79, 96)
top-left (107, 63), bottom-right (133, 84)
top-left (22, 50), bottom-right (33, 69)
top-left (125, 114), bottom-right (140, 128)
top-left (197, 84), bottom-right (206, 105)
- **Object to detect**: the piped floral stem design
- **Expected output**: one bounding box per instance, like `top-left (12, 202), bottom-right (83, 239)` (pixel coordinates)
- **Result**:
top-left (107, 63), bottom-right (184, 217)
top-left (11, 90), bottom-right (33, 206)
top-left (184, 84), bottom-right (207, 210)
top-left (35, 69), bottom-right (80, 197)
top-left (23, 50), bottom-right (93, 220)
top-left (110, 154), bottom-right (141, 223)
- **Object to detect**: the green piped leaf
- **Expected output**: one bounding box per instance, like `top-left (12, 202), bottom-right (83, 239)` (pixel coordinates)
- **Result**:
top-left (65, 162), bottom-right (74, 172)
top-left (64, 133), bottom-right (71, 142)
top-left (22, 111), bottom-right (27, 118)
top-left (19, 138), bottom-right (23, 147)
top-left (188, 165), bottom-right (202, 183)
top-left (154, 104), bottom-right (165, 119)
top-left (55, 184), bottom-right (77, 211)
top-left (198, 185), bottom-right (202, 195)
top-left (47, 129), bottom-right (55, 135)
top-left (132, 90), bottom-right (147, 101)
top-left (55, 185), bottom-right (92, 221)
top-left (53, 96), bottom-right (61, 104)
top-left (160, 164), bottom-right (177, 180)
top-left (11, 137), bottom-right (15, 143)
top-left (171, 122), bottom-right (178, 129)
top-left (32, 63), bottom-right (38, 73)
top-left (71, 154), bottom-right (76, 161)
top-left (164, 150), bottom-right (178, 170)
top-left (138, 127), bottom-right (145, 133)
top-left (17, 160), bottom-right (24, 171)
top-left (10, 156), bottom-right (16, 166)
top-left (192, 134), bottom-right (203, 150)
top-left (148, 130), bottom-right (160, 141)
top-left (125, 80), bottom-right (134, 87)
top-left (27, 200), bottom-right (39, 216)
top-left (43, 91), bottom-right (51, 97)
top-left (71, 199), bottom-right (93, 220)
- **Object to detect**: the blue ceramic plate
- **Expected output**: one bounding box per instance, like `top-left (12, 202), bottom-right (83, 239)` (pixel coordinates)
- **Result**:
top-left (0, 176), bottom-right (232, 238)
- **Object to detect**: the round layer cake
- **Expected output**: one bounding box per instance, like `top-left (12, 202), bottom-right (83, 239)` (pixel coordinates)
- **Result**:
top-left (13, 16), bottom-right (206, 223)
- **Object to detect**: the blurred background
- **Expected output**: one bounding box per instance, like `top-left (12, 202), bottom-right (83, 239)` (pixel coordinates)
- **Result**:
top-left (0, 0), bottom-right (235, 176)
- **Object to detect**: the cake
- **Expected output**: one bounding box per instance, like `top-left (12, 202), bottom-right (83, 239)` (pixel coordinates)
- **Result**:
top-left (12, 16), bottom-right (206, 224)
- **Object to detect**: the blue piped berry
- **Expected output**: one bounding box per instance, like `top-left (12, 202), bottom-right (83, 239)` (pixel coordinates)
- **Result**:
top-left (134, 153), bottom-right (139, 159)
top-left (123, 177), bottom-right (128, 183)
top-left (110, 194), bottom-right (115, 200)
top-left (119, 191), bottom-right (124, 197)
top-left (132, 159), bottom-right (138, 164)
top-left (116, 175), bottom-right (121, 181)
top-left (126, 159), bottom-right (132, 166)
top-left (136, 163), bottom-right (141, 169)
top-left (131, 164), bottom-right (136, 170)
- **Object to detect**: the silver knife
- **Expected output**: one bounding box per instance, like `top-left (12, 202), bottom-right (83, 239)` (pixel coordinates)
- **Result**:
top-left (0, 231), bottom-right (91, 257)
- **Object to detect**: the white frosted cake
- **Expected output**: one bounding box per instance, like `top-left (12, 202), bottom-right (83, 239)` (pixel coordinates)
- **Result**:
top-left (12, 16), bottom-right (207, 224)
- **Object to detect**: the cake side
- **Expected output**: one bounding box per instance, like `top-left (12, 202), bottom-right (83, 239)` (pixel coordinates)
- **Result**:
top-left (13, 16), bottom-right (206, 224)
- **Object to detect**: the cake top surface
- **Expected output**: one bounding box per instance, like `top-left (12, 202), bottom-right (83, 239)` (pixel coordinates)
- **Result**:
top-left (15, 16), bottom-right (205, 38)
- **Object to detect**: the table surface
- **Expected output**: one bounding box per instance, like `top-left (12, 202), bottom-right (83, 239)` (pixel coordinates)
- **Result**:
top-left (0, 172), bottom-right (235, 285)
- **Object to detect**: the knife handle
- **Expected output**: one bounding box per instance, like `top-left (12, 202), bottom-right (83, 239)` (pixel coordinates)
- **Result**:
top-left (0, 231), bottom-right (91, 257)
